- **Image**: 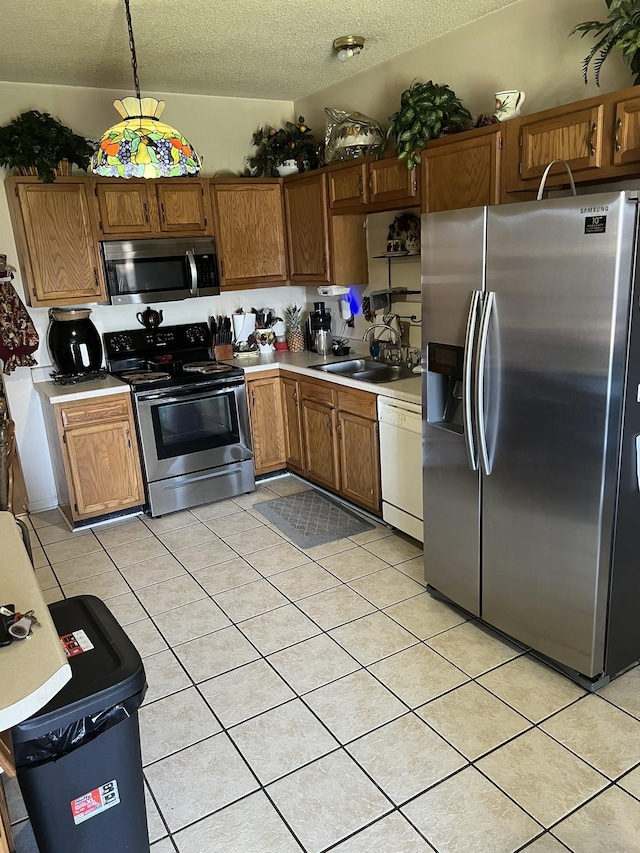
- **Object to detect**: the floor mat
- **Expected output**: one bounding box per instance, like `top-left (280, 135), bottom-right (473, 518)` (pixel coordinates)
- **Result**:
top-left (254, 489), bottom-right (374, 548)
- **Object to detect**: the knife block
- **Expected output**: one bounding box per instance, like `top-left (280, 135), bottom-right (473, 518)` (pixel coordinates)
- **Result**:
top-left (214, 344), bottom-right (233, 361)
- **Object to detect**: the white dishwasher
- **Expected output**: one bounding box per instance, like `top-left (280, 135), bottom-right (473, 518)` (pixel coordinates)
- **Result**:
top-left (377, 396), bottom-right (423, 542)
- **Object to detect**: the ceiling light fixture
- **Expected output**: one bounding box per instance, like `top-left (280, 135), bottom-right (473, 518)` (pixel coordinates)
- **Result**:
top-left (333, 36), bottom-right (365, 62)
top-left (91, 0), bottom-right (201, 179)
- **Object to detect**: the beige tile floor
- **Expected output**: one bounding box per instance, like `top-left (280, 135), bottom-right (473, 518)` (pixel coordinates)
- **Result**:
top-left (7, 474), bottom-right (640, 852)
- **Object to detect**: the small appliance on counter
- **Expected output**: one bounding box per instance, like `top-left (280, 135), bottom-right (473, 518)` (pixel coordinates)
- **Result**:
top-left (306, 302), bottom-right (332, 355)
top-left (48, 308), bottom-right (104, 382)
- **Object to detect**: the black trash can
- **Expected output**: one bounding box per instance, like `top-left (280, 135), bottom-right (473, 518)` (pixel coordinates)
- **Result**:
top-left (11, 595), bottom-right (148, 853)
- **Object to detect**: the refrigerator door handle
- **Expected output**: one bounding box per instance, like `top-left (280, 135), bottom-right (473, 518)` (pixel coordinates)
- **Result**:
top-left (463, 290), bottom-right (481, 471)
top-left (475, 290), bottom-right (495, 476)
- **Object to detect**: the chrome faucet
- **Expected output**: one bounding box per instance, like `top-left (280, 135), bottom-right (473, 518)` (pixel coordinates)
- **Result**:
top-left (362, 324), bottom-right (402, 345)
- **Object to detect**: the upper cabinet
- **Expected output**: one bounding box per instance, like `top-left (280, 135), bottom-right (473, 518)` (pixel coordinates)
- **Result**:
top-left (504, 85), bottom-right (640, 193)
top-left (422, 124), bottom-right (502, 213)
top-left (284, 172), bottom-right (368, 286)
top-left (327, 156), bottom-right (419, 213)
top-left (6, 178), bottom-right (106, 307)
top-left (210, 180), bottom-right (288, 290)
top-left (95, 178), bottom-right (210, 238)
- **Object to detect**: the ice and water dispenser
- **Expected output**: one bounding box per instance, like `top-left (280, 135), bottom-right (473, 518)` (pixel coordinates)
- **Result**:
top-left (426, 343), bottom-right (465, 432)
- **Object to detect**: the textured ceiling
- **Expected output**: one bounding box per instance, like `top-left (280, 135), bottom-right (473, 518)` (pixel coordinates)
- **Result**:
top-left (0, 0), bottom-right (521, 101)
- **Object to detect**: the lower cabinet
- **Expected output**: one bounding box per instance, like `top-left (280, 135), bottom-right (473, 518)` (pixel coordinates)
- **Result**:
top-left (54, 393), bottom-right (144, 522)
top-left (281, 375), bottom-right (304, 474)
top-left (282, 373), bottom-right (381, 516)
top-left (246, 372), bottom-right (286, 475)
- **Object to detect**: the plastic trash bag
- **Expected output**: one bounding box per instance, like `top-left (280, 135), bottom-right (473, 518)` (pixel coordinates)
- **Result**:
top-left (324, 108), bottom-right (384, 164)
top-left (14, 693), bottom-right (143, 768)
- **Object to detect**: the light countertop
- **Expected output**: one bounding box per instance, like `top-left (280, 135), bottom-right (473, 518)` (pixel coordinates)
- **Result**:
top-left (227, 350), bottom-right (422, 405)
top-left (34, 374), bottom-right (130, 405)
top-left (0, 513), bottom-right (71, 732)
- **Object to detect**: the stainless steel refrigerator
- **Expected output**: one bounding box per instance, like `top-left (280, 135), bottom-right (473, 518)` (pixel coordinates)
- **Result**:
top-left (421, 191), bottom-right (640, 689)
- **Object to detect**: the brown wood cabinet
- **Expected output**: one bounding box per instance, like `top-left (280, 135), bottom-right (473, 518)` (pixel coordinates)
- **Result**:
top-left (95, 178), bottom-right (210, 237)
top-left (211, 180), bottom-right (288, 289)
top-left (284, 172), bottom-right (368, 286)
top-left (421, 124), bottom-right (502, 213)
top-left (504, 85), bottom-right (640, 194)
top-left (284, 374), bottom-right (381, 515)
top-left (54, 393), bottom-right (144, 522)
top-left (6, 178), bottom-right (105, 306)
top-left (281, 375), bottom-right (304, 474)
top-left (327, 156), bottom-right (419, 214)
top-left (246, 372), bottom-right (286, 475)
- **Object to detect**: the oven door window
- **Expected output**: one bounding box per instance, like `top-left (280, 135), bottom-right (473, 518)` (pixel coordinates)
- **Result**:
top-left (151, 392), bottom-right (239, 460)
top-left (107, 256), bottom-right (191, 298)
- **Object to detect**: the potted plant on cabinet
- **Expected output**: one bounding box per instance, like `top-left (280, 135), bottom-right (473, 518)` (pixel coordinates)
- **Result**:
top-left (383, 81), bottom-right (473, 170)
top-left (571, 0), bottom-right (640, 86)
top-left (0, 110), bottom-right (95, 183)
top-left (247, 116), bottom-right (319, 177)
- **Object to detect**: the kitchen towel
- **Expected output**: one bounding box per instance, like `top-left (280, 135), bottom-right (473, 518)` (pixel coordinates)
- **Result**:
top-left (0, 272), bottom-right (39, 375)
top-left (254, 489), bottom-right (374, 548)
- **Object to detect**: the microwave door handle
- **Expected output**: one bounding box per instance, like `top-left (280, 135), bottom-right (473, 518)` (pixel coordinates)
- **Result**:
top-left (186, 250), bottom-right (198, 296)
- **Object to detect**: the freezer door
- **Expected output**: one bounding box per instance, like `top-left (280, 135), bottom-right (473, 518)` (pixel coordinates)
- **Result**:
top-left (422, 207), bottom-right (485, 615)
top-left (481, 193), bottom-right (636, 678)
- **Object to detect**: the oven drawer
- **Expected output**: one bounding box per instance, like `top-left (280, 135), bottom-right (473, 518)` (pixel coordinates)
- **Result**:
top-left (58, 394), bottom-right (131, 428)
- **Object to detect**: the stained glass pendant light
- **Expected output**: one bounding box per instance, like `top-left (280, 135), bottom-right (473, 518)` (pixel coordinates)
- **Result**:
top-left (91, 0), bottom-right (201, 178)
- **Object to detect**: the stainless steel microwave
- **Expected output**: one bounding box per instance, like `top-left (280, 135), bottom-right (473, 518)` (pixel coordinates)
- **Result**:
top-left (101, 237), bottom-right (220, 305)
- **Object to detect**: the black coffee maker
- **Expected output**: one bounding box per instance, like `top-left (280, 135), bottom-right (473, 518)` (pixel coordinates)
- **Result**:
top-left (305, 302), bottom-right (332, 355)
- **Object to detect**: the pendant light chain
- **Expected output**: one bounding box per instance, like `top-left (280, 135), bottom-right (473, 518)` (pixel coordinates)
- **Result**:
top-left (124, 0), bottom-right (141, 101)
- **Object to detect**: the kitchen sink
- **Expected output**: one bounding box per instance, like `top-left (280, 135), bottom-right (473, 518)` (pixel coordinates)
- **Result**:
top-left (313, 359), bottom-right (383, 375)
top-left (311, 359), bottom-right (416, 384)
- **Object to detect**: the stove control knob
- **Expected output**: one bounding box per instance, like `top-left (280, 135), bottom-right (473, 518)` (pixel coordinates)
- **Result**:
top-left (110, 334), bottom-right (134, 352)
top-left (186, 326), bottom-right (206, 343)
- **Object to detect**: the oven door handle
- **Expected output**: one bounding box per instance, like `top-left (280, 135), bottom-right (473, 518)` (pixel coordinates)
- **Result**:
top-left (137, 383), bottom-right (243, 404)
top-left (186, 250), bottom-right (198, 296)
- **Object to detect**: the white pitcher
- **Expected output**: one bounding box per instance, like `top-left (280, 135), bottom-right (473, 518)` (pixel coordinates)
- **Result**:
top-left (494, 90), bottom-right (525, 121)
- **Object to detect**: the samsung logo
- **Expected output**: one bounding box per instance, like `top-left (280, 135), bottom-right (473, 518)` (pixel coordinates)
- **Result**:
top-left (580, 205), bottom-right (609, 213)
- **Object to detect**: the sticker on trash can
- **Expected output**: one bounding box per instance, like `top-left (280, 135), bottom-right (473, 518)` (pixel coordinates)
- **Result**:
top-left (59, 629), bottom-right (94, 657)
top-left (71, 780), bottom-right (120, 825)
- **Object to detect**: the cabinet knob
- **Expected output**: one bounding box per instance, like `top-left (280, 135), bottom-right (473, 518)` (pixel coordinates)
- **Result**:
top-left (93, 268), bottom-right (100, 291)
top-left (143, 203), bottom-right (150, 224)
top-left (160, 203), bottom-right (166, 223)
top-left (126, 428), bottom-right (132, 448)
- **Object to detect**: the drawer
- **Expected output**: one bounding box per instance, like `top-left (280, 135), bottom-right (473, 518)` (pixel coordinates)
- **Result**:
top-left (337, 387), bottom-right (376, 419)
top-left (300, 379), bottom-right (335, 406)
top-left (58, 395), bottom-right (130, 428)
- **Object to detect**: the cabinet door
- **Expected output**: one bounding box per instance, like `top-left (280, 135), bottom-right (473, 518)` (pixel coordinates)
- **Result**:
top-left (613, 95), bottom-right (640, 167)
top-left (64, 419), bottom-right (144, 518)
top-left (211, 183), bottom-right (288, 288)
top-left (422, 130), bottom-right (501, 212)
top-left (155, 181), bottom-right (210, 234)
top-left (284, 174), bottom-right (331, 283)
top-left (301, 399), bottom-right (340, 492)
top-left (338, 411), bottom-right (381, 515)
top-left (281, 376), bottom-right (304, 473)
top-left (95, 181), bottom-right (155, 235)
top-left (516, 104), bottom-right (605, 186)
top-left (247, 377), bottom-right (286, 475)
top-left (327, 163), bottom-right (368, 211)
top-left (10, 181), bottom-right (104, 306)
top-left (368, 159), bottom-right (419, 208)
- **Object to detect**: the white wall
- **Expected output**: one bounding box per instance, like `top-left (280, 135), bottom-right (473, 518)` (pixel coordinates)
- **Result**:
top-left (295, 0), bottom-right (632, 132)
top-left (0, 80), bottom-right (297, 510)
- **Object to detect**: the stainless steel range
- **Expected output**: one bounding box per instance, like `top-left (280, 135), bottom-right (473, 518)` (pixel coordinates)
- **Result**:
top-left (104, 323), bottom-right (254, 517)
